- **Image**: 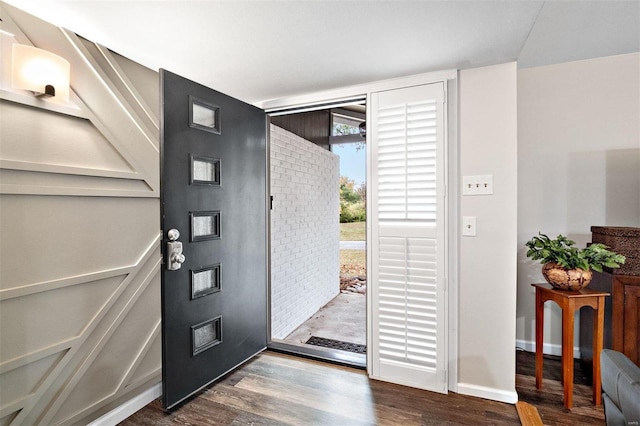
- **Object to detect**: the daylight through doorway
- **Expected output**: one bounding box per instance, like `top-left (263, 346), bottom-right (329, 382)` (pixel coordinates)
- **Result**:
top-left (268, 102), bottom-right (367, 366)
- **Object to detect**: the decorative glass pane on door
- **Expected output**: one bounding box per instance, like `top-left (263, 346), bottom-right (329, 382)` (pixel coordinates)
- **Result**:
top-left (189, 96), bottom-right (220, 134)
top-left (190, 154), bottom-right (221, 185)
top-left (191, 316), bottom-right (222, 355)
top-left (190, 211), bottom-right (221, 241)
top-left (191, 264), bottom-right (221, 299)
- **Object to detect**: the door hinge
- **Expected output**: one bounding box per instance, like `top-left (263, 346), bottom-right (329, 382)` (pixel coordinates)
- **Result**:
top-left (270, 195), bottom-right (274, 210)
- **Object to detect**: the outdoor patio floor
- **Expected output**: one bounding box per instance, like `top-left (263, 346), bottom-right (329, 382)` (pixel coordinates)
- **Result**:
top-left (283, 292), bottom-right (366, 347)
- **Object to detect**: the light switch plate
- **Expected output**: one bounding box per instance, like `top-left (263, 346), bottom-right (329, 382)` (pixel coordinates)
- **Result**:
top-left (462, 175), bottom-right (493, 195)
top-left (462, 216), bottom-right (477, 236)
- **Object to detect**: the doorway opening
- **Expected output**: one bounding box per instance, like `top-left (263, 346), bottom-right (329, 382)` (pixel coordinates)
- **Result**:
top-left (268, 101), bottom-right (367, 367)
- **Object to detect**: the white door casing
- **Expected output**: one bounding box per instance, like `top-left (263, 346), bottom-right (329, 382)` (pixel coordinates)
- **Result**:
top-left (369, 83), bottom-right (447, 393)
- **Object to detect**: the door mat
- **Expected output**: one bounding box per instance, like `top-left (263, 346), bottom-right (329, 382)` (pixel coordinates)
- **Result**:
top-left (305, 336), bottom-right (366, 354)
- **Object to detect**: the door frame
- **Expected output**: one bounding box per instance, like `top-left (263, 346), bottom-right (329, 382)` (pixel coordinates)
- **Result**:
top-left (265, 105), bottom-right (368, 368)
top-left (259, 69), bottom-right (460, 390)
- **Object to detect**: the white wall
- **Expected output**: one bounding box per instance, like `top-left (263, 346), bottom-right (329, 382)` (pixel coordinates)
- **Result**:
top-left (457, 62), bottom-right (519, 403)
top-left (517, 53), bottom-right (640, 353)
top-left (270, 124), bottom-right (340, 340)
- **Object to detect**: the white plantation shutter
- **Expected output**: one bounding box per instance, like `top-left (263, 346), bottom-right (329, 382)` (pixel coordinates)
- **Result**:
top-left (378, 237), bottom-right (438, 367)
top-left (370, 83), bottom-right (446, 393)
top-left (377, 100), bottom-right (438, 222)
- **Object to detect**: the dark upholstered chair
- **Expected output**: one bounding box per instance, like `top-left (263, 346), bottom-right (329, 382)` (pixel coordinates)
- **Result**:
top-left (600, 349), bottom-right (640, 426)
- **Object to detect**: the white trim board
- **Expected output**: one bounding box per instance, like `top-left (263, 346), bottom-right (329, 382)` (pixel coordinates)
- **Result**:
top-left (446, 75), bottom-right (459, 392)
top-left (257, 69), bottom-right (457, 112)
top-left (88, 382), bottom-right (161, 426)
top-left (516, 339), bottom-right (581, 359)
top-left (457, 382), bottom-right (518, 404)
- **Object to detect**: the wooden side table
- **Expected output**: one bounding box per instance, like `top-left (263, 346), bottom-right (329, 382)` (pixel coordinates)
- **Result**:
top-left (532, 283), bottom-right (609, 409)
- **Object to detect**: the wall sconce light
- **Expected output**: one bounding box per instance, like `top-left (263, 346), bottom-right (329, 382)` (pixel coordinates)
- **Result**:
top-left (11, 44), bottom-right (70, 102)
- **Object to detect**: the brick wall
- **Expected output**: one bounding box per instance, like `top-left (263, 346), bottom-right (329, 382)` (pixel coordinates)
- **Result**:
top-left (270, 124), bottom-right (340, 340)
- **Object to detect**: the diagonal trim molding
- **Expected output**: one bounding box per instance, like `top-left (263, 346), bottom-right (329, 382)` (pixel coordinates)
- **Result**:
top-left (0, 338), bottom-right (76, 375)
top-left (2, 236), bottom-right (160, 422)
top-left (0, 236), bottom-right (160, 301)
top-left (1, 7), bottom-right (159, 195)
top-left (120, 321), bottom-right (161, 390)
top-left (61, 28), bottom-right (160, 156)
top-left (38, 261), bottom-right (161, 425)
top-left (95, 44), bottom-right (159, 135)
top-left (11, 250), bottom-right (161, 425)
top-left (58, 322), bottom-right (161, 424)
top-left (0, 159), bottom-right (141, 180)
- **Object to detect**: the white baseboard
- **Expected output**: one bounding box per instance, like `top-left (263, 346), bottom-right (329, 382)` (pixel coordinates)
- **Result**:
top-left (516, 339), bottom-right (581, 359)
top-left (457, 382), bottom-right (518, 404)
top-left (88, 382), bottom-right (162, 426)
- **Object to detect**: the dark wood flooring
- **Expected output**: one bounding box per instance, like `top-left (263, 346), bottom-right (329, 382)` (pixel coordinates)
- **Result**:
top-left (119, 350), bottom-right (605, 425)
top-left (515, 350), bottom-right (604, 425)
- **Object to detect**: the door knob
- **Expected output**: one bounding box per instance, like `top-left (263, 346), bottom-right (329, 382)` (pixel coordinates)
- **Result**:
top-left (171, 253), bottom-right (186, 265)
top-left (166, 228), bottom-right (185, 270)
top-left (168, 229), bottom-right (179, 241)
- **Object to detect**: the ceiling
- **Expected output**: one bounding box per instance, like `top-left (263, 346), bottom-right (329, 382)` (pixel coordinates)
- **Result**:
top-left (3, 0), bottom-right (639, 105)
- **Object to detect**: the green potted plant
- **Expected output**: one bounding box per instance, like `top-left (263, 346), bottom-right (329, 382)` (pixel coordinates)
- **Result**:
top-left (525, 233), bottom-right (626, 291)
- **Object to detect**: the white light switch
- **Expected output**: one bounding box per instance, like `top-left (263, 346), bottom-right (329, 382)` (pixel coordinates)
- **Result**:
top-left (462, 216), bottom-right (477, 236)
top-left (462, 175), bottom-right (494, 195)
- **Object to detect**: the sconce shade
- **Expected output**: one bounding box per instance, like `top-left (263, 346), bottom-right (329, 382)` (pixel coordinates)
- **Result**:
top-left (11, 44), bottom-right (70, 102)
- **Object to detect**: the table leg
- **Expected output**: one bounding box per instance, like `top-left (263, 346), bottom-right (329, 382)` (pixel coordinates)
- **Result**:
top-left (535, 289), bottom-right (544, 389)
top-left (561, 299), bottom-right (575, 409)
top-left (592, 297), bottom-right (605, 406)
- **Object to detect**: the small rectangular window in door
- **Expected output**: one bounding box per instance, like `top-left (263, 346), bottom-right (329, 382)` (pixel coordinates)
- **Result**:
top-left (191, 316), bottom-right (222, 356)
top-left (191, 264), bottom-right (221, 299)
top-left (190, 211), bottom-right (221, 241)
top-left (190, 154), bottom-right (221, 185)
top-left (189, 96), bottom-right (220, 134)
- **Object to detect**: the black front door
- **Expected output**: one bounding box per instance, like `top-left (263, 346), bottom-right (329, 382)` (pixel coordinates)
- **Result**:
top-left (160, 69), bottom-right (267, 409)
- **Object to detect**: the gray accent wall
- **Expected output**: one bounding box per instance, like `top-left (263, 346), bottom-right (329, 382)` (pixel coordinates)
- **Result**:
top-left (0, 4), bottom-right (161, 425)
